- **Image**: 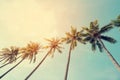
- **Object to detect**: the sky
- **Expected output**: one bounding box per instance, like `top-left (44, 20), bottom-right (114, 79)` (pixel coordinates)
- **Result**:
top-left (0, 0), bottom-right (120, 80)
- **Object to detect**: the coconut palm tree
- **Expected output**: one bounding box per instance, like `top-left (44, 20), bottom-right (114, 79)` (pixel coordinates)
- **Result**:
top-left (0, 46), bottom-right (19, 65)
top-left (25, 38), bottom-right (63, 80)
top-left (62, 26), bottom-right (85, 80)
top-left (0, 42), bottom-right (41, 79)
top-left (82, 20), bottom-right (120, 71)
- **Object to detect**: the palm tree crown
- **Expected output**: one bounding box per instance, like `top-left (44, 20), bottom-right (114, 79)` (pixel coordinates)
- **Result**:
top-left (62, 26), bottom-right (85, 50)
top-left (0, 46), bottom-right (19, 63)
top-left (82, 20), bottom-right (116, 52)
top-left (44, 38), bottom-right (63, 57)
top-left (20, 41), bottom-right (41, 63)
top-left (81, 20), bottom-right (120, 71)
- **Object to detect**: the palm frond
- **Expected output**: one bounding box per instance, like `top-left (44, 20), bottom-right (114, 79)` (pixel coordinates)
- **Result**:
top-left (83, 36), bottom-right (91, 42)
top-left (99, 24), bottom-right (113, 34)
top-left (100, 35), bottom-right (117, 44)
top-left (33, 55), bottom-right (36, 63)
top-left (71, 26), bottom-right (77, 35)
top-left (80, 33), bottom-right (89, 37)
top-left (66, 39), bottom-right (72, 44)
top-left (112, 15), bottom-right (120, 27)
top-left (90, 38), bottom-right (95, 43)
top-left (56, 48), bottom-right (62, 53)
top-left (113, 20), bottom-right (120, 27)
top-left (93, 20), bottom-right (98, 26)
top-left (90, 22), bottom-right (94, 29)
top-left (77, 37), bottom-right (86, 44)
top-left (96, 40), bottom-right (103, 52)
top-left (73, 41), bottom-right (77, 47)
top-left (44, 38), bottom-right (52, 42)
top-left (82, 27), bottom-right (89, 32)
top-left (90, 20), bottom-right (99, 30)
top-left (66, 32), bottom-right (72, 38)
top-left (91, 42), bottom-right (96, 51)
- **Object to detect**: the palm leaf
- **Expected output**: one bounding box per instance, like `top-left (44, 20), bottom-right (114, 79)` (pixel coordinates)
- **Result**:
top-left (71, 26), bottom-right (77, 35)
top-left (82, 27), bottom-right (89, 32)
top-left (61, 37), bottom-right (67, 42)
top-left (112, 15), bottom-right (120, 27)
top-left (73, 41), bottom-right (77, 47)
top-left (100, 35), bottom-right (117, 44)
top-left (66, 39), bottom-right (72, 44)
top-left (91, 42), bottom-right (96, 51)
top-left (90, 20), bottom-right (99, 31)
top-left (113, 20), bottom-right (120, 27)
top-left (90, 22), bottom-right (94, 29)
top-left (56, 48), bottom-right (62, 53)
top-left (90, 38), bottom-right (95, 44)
top-left (33, 55), bottom-right (36, 63)
top-left (83, 36), bottom-right (91, 42)
top-left (96, 40), bottom-right (103, 52)
top-left (66, 32), bottom-right (72, 38)
top-left (99, 24), bottom-right (113, 34)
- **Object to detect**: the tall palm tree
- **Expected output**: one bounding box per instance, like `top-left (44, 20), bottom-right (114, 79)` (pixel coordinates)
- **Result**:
top-left (0, 46), bottom-right (19, 64)
top-left (82, 20), bottom-right (120, 71)
top-left (25, 38), bottom-right (63, 80)
top-left (62, 26), bottom-right (85, 80)
top-left (0, 42), bottom-right (41, 79)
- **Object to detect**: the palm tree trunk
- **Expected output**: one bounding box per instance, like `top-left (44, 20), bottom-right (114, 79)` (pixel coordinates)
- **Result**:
top-left (98, 39), bottom-right (120, 71)
top-left (25, 48), bottom-right (52, 80)
top-left (64, 42), bottom-right (73, 80)
top-left (0, 56), bottom-right (21, 69)
top-left (0, 59), bottom-right (24, 79)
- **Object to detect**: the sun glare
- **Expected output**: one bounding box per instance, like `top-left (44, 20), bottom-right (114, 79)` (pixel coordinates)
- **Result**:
top-left (0, 0), bottom-right (58, 44)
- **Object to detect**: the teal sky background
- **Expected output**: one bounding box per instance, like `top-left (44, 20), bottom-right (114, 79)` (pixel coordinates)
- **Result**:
top-left (0, 0), bottom-right (120, 80)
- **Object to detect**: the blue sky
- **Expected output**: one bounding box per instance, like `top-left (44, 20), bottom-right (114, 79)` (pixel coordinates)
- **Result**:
top-left (0, 0), bottom-right (120, 80)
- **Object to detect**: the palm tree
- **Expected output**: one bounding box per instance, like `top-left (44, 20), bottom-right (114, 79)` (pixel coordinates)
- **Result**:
top-left (62, 26), bottom-right (85, 80)
top-left (0, 42), bottom-right (41, 79)
top-left (0, 46), bottom-right (19, 65)
top-left (82, 20), bottom-right (120, 71)
top-left (25, 38), bottom-right (63, 80)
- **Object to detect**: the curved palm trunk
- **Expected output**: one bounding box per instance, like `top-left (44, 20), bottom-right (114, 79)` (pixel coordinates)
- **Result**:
top-left (25, 48), bottom-right (52, 80)
top-left (0, 59), bottom-right (24, 79)
top-left (99, 39), bottom-right (120, 71)
top-left (0, 56), bottom-right (21, 69)
top-left (64, 42), bottom-right (73, 80)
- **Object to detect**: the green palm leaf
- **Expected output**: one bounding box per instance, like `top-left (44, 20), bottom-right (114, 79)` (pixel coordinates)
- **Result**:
top-left (83, 36), bottom-right (91, 42)
top-left (91, 42), bottom-right (96, 51)
top-left (96, 40), bottom-right (103, 52)
top-left (100, 35), bottom-right (116, 44)
top-left (99, 24), bottom-right (113, 34)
